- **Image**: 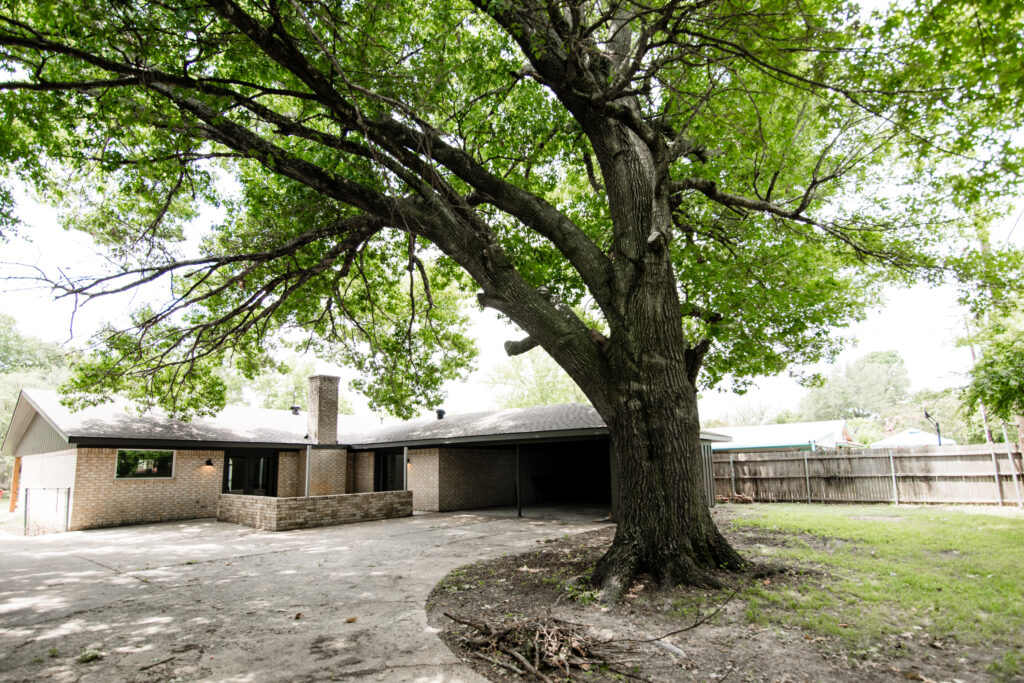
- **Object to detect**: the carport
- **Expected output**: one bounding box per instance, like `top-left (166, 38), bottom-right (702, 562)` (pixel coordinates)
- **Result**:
top-left (512, 437), bottom-right (612, 510)
top-left (345, 403), bottom-right (724, 518)
top-left (347, 404), bottom-right (617, 516)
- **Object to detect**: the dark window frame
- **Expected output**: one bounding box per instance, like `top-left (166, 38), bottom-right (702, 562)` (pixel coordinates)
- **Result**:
top-left (222, 450), bottom-right (279, 497)
top-left (115, 449), bottom-right (175, 479)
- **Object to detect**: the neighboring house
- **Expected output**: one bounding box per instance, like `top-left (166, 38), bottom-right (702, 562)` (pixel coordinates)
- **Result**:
top-left (871, 428), bottom-right (955, 448)
top-left (2, 376), bottom-right (728, 533)
top-left (709, 420), bottom-right (861, 453)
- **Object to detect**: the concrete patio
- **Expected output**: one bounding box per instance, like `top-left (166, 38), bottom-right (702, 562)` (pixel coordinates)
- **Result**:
top-left (0, 506), bottom-right (608, 682)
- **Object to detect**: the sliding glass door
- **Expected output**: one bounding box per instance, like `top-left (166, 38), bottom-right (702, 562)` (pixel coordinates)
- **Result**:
top-left (224, 450), bottom-right (279, 496)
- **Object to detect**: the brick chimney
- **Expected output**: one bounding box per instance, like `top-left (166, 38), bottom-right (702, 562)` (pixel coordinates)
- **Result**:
top-left (307, 375), bottom-right (340, 444)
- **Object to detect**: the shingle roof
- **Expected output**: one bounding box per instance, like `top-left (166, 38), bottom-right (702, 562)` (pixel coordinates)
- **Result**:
top-left (347, 403), bottom-right (607, 447)
top-left (5, 388), bottom-right (729, 454)
top-left (12, 388), bottom-right (314, 448)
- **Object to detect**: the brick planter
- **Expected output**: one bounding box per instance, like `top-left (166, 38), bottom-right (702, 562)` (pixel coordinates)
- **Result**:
top-left (217, 490), bottom-right (413, 531)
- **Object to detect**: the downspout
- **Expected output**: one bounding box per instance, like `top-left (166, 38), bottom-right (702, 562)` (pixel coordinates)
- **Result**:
top-left (305, 444), bottom-right (312, 498)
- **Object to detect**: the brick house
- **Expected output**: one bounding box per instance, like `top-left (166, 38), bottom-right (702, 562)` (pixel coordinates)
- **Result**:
top-left (2, 376), bottom-right (727, 533)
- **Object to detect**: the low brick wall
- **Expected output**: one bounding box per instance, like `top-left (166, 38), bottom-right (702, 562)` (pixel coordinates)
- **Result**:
top-left (217, 490), bottom-right (413, 531)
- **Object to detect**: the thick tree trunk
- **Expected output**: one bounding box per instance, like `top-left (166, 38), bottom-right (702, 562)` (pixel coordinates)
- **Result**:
top-left (590, 336), bottom-right (746, 600)
top-left (578, 116), bottom-right (745, 599)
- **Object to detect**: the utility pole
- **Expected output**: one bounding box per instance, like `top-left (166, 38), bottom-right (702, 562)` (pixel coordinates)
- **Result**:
top-left (964, 320), bottom-right (996, 445)
top-left (924, 409), bottom-right (942, 446)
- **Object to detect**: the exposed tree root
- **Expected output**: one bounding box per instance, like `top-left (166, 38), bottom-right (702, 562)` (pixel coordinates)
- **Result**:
top-left (749, 562), bottom-right (787, 579)
top-left (591, 527), bottom-right (747, 603)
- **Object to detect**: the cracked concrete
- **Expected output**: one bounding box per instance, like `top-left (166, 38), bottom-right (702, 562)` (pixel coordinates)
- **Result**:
top-left (0, 506), bottom-right (607, 682)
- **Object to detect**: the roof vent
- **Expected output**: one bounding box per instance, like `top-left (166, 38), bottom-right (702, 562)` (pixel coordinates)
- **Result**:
top-left (290, 405), bottom-right (301, 415)
top-left (436, 409), bottom-right (446, 420)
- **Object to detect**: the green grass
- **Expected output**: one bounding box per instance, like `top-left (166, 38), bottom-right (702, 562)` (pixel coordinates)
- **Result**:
top-left (729, 504), bottom-right (1024, 656)
top-left (987, 650), bottom-right (1023, 682)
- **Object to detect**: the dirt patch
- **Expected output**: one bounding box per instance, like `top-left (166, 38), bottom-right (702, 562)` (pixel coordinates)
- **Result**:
top-left (426, 508), bottom-right (992, 682)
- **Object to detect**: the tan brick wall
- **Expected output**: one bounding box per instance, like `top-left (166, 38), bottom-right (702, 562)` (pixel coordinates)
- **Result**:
top-left (309, 447), bottom-right (347, 496)
top-left (307, 375), bottom-right (339, 444)
top-left (277, 451), bottom-right (303, 498)
top-left (217, 492), bottom-right (277, 529)
top-left (69, 448), bottom-right (223, 530)
top-left (407, 448), bottom-right (439, 511)
top-left (438, 447), bottom-right (516, 511)
top-left (350, 451), bottom-right (375, 493)
top-left (217, 490), bottom-right (412, 531)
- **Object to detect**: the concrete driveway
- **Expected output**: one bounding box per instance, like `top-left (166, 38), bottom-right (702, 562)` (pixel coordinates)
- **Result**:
top-left (0, 507), bottom-right (607, 682)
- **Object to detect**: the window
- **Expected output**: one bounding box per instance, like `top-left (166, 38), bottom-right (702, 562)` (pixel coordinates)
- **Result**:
top-left (115, 449), bottom-right (174, 479)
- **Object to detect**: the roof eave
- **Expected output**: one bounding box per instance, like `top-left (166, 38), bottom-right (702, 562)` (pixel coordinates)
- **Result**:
top-left (68, 436), bottom-right (310, 451)
top-left (348, 427), bottom-right (610, 450)
top-left (351, 427), bottom-right (730, 450)
top-left (698, 430), bottom-right (732, 443)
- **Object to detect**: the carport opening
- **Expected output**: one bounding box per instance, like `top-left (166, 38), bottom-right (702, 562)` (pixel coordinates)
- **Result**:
top-left (516, 439), bottom-right (611, 509)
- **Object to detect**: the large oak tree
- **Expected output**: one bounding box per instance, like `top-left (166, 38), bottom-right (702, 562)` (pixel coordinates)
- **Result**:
top-left (2, 0), bottom-right (1022, 594)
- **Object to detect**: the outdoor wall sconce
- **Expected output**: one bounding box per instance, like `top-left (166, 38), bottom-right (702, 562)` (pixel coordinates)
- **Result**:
top-left (203, 459), bottom-right (214, 467)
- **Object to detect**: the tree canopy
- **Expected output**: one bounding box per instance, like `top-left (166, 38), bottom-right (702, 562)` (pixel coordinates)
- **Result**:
top-left (800, 350), bottom-right (911, 420)
top-left (485, 347), bottom-right (589, 409)
top-left (0, 313), bottom-right (67, 486)
top-left (3, 0), bottom-right (1024, 591)
top-left (962, 303), bottom-right (1024, 423)
top-left (220, 355), bottom-right (355, 413)
top-left (1, 0), bottom-right (1021, 417)
top-left (0, 312), bottom-right (64, 374)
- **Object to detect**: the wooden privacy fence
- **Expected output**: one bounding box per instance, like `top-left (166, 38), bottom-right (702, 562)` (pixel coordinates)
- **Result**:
top-left (714, 443), bottom-right (1024, 506)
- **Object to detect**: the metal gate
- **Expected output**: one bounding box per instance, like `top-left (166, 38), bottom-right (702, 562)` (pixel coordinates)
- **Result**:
top-left (23, 487), bottom-right (71, 535)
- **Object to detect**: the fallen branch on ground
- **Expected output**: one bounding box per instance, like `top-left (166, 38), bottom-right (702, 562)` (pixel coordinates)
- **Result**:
top-left (444, 612), bottom-right (650, 682)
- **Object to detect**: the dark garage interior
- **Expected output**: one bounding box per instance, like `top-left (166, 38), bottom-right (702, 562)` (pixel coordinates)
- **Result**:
top-left (516, 438), bottom-right (611, 507)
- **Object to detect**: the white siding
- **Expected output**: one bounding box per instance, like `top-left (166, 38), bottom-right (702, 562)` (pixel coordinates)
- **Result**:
top-left (18, 449), bottom-right (78, 490)
top-left (13, 413), bottom-right (69, 456)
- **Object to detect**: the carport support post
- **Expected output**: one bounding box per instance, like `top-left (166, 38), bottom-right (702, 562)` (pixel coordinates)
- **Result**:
top-left (515, 444), bottom-right (521, 518)
top-left (403, 447), bottom-right (408, 491)
top-left (304, 445), bottom-right (312, 497)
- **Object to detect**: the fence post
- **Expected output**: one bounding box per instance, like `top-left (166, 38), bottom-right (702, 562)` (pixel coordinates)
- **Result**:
top-left (1001, 424), bottom-right (1023, 508)
top-left (802, 451), bottom-right (812, 504)
top-left (729, 454), bottom-right (736, 499)
top-left (888, 449), bottom-right (900, 505)
top-left (989, 445), bottom-right (1004, 506)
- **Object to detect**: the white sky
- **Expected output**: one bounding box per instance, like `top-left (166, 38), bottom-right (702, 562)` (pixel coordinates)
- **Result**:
top-left (2, 191), bottom-right (1022, 423)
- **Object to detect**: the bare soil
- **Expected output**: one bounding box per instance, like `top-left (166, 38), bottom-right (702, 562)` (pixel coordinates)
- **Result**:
top-left (426, 507), bottom-right (992, 683)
